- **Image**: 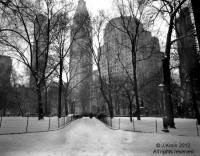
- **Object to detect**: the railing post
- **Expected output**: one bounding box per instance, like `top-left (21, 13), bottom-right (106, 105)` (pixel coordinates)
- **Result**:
top-left (26, 116), bottom-right (29, 133)
top-left (119, 118), bottom-right (120, 129)
top-left (0, 115), bottom-right (2, 128)
top-left (155, 120), bottom-right (158, 133)
top-left (133, 118), bottom-right (135, 132)
top-left (61, 117), bottom-right (63, 127)
top-left (48, 116), bottom-right (51, 131)
top-left (196, 120), bottom-right (199, 136)
top-left (58, 117), bottom-right (59, 128)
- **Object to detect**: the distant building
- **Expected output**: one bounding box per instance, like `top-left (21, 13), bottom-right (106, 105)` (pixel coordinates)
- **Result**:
top-left (100, 17), bottom-right (161, 81)
top-left (90, 70), bottom-right (102, 114)
top-left (13, 86), bottom-right (37, 115)
top-left (0, 55), bottom-right (12, 87)
top-left (176, 6), bottom-right (200, 116)
top-left (99, 17), bottom-right (163, 115)
top-left (47, 82), bottom-right (66, 116)
top-left (0, 55), bottom-right (12, 115)
top-left (69, 0), bottom-right (93, 114)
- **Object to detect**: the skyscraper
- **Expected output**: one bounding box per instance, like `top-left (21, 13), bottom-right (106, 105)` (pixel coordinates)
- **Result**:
top-left (99, 17), bottom-right (163, 115)
top-left (176, 6), bottom-right (200, 116)
top-left (69, 0), bottom-right (92, 114)
top-left (0, 55), bottom-right (12, 115)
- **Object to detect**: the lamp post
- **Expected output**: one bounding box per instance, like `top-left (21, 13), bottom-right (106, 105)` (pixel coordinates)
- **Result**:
top-left (158, 83), bottom-right (169, 132)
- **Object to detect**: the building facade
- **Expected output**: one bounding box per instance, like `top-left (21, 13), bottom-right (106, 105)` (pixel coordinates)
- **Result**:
top-left (98, 17), bottom-right (163, 115)
top-left (176, 6), bottom-right (200, 116)
top-left (69, 0), bottom-right (92, 114)
top-left (0, 55), bottom-right (12, 115)
top-left (0, 55), bottom-right (12, 87)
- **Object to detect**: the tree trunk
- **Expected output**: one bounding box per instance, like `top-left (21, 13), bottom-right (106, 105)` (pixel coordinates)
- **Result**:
top-left (132, 51), bottom-right (140, 120)
top-left (64, 86), bottom-right (69, 116)
top-left (128, 97), bottom-right (133, 122)
top-left (37, 86), bottom-right (44, 120)
top-left (161, 0), bottom-right (188, 128)
top-left (64, 96), bottom-right (68, 116)
top-left (58, 58), bottom-right (63, 118)
top-left (97, 65), bottom-right (114, 118)
top-left (133, 71), bottom-right (140, 120)
top-left (116, 95), bottom-right (120, 115)
top-left (163, 13), bottom-right (175, 128)
top-left (3, 95), bottom-right (7, 116)
top-left (44, 84), bottom-right (48, 116)
top-left (100, 85), bottom-right (114, 118)
top-left (162, 57), bottom-right (175, 128)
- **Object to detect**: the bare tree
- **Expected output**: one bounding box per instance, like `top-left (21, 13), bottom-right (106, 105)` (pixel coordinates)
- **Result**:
top-left (0, 0), bottom-right (74, 119)
top-left (153, 0), bottom-right (193, 127)
top-left (51, 10), bottom-right (73, 118)
top-left (85, 13), bottom-right (116, 118)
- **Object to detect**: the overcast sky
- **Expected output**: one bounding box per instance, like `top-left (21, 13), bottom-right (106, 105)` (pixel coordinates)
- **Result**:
top-left (84, 0), bottom-right (113, 15)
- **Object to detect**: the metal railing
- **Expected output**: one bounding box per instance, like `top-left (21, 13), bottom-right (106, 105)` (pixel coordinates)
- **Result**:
top-left (0, 114), bottom-right (80, 135)
top-left (97, 116), bottom-right (200, 137)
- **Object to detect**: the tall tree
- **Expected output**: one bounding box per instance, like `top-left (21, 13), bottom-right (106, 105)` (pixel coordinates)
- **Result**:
top-left (0, 0), bottom-right (74, 119)
top-left (152, 0), bottom-right (187, 127)
top-left (86, 13), bottom-right (115, 118)
top-left (52, 11), bottom-right (72, 118)
top-left (51, 8), bottom-right (87, 117)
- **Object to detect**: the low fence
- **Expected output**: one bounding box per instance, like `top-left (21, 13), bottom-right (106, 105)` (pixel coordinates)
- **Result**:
top-left (98, 116), bottom-right (200, 137)
top-left (0, 114), bottom-right (79, 135)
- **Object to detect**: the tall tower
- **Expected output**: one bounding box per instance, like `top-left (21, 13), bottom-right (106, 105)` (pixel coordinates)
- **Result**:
top-left (176, 7), bottom-right (200, 115)
top-left (69, 0), bottom-right (92, 114)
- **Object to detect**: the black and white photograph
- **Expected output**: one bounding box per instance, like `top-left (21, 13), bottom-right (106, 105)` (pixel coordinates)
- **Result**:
top-left (0, 0), bottom-right (200, 155)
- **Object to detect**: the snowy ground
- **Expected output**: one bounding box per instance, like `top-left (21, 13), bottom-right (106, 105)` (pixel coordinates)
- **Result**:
top-left (0, 117), bottom-right (200, 156)
top-left (109, 117), bottom-right (200, 136)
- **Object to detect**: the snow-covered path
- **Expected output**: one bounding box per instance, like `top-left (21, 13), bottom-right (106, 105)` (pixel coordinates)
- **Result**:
top-left (0, 117), bottom-right (200, 156)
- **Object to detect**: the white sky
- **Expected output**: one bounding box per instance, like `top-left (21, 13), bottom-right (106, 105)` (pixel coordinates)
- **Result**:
top-left (84, 0), bottom-right (113, 15)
